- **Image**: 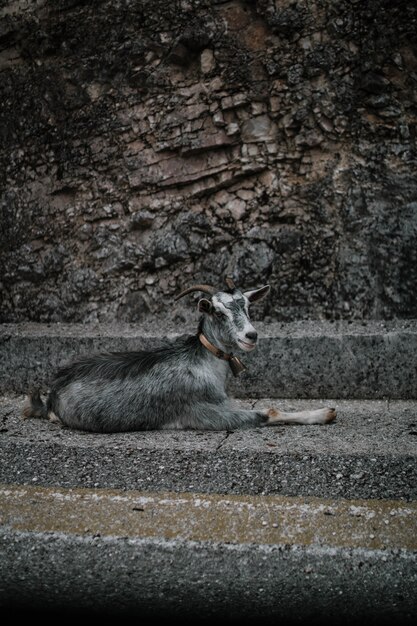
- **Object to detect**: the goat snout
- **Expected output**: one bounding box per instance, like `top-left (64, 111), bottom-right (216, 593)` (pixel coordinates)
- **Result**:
top-left (237, 329), bottom-right (258, 352)
top-left (245, 331), bottom-right (258, 343)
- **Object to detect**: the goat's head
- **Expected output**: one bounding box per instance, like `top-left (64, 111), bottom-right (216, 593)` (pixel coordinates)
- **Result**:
top-left (175, 276), bottom-right (270, 352)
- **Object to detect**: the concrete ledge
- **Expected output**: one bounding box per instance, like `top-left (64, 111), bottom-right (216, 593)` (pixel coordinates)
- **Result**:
top-left (2, 392), bottom-right (416, 623)
top-left (2, 321), bottom-right (416, 623)
top-left (1, 395), bottom-right (416, 500)
top-left (2, 533), bottom-right (415, 624)
top-left (1, 484), bottom-right (416, 623)
top-left (1, 320), bottom-right (417, 398)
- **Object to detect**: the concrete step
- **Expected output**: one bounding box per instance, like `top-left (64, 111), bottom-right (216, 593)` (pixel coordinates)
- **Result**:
top-left (1, 394), bottom-right (416, 622)
top-left (1, 320), bottom-right (417, 398)
top-left (1, 316), bottom-right (416, 623)
top-left (1, 482), bottom-right (416, 624)
top-left (1, 395), bottom-right (416, 500)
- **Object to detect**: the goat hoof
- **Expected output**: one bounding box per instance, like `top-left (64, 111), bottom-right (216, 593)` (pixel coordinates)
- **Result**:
top-left (325, 408), bottom-right (337, 423)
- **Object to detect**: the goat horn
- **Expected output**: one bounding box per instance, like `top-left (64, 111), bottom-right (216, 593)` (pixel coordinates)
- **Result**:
top-left (225, 276), bottom-right (236, 290)
top-left (174, 284), bottom-right (217, 301)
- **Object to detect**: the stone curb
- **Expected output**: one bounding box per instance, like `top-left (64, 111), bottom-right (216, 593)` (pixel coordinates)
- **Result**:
top-left (1, 320), bottom-right (417, 398)
top-left (1, 395), bottom-right (416, 501)
top-left (1, 484), bottom-right (416, 623)
top-left (2, 392), bottom-right (416, 622)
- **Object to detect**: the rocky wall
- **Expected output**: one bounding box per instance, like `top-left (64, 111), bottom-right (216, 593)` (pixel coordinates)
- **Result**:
top-left (1, 0), bottom-right (416, 324)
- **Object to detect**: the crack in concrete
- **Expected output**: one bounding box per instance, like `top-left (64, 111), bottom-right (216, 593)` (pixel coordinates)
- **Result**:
top-left (215, 430), bottom-right (232, 451)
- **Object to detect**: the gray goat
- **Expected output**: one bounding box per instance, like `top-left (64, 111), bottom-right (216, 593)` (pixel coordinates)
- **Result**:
top-left (23, 276), bottom-right (336, 431)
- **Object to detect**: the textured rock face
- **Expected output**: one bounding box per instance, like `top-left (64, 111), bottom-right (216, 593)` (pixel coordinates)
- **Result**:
top-left (0, 0), bottom-right (416, 324)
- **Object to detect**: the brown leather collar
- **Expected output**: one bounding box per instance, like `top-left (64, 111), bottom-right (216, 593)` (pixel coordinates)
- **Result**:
top-left (199, 333), bottom-right (230, 360)
top-left (198, 334), bottom-right (246, 377)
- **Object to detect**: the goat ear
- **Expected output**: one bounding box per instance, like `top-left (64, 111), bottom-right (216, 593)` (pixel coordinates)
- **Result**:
top-left (198, 298), bottom-right (213, 313)
top-left (244, 285), bottom-right (270, 303)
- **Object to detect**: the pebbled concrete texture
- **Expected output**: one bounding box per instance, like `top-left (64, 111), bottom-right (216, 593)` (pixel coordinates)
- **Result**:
top-left (2, 529), bottom-right (415, 624)
top-left (1, 395), bottom-right (416, 501)
top-left (1, 321), bottom-right (417, 623)
top-left (2, 484), bottom-right (416, 550)
top-left (1, 320), bottom-right (417, 398)
top-left (1, 484), bottom-right (416, 624)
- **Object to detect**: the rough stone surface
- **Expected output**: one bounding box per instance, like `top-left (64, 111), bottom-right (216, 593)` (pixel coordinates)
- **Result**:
top-left (1, 320), bottom-right (417, 398)
top-left (1, 532), bottom-right (416, 623)
top-left (1, 485), bottom-right (416, 623)
top-left (1, 0), bottom-right (417, 324)
top-left (1, 395), bottom-right (416, 500)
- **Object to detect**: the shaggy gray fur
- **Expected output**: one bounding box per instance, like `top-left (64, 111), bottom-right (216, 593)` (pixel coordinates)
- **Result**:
top-left (23, 284), bottom-right (270, 432)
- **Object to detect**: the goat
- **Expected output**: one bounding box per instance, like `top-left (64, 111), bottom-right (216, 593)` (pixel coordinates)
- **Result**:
top-left (23, 276), bottom-right (336, 432)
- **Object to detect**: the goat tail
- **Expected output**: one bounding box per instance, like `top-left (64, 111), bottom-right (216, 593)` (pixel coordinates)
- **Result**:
top-left (22, 389), bottom-right (48, 420)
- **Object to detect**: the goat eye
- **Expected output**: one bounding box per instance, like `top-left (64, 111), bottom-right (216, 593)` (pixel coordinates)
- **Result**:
top-left (214, 310), bottom-right (225, 318)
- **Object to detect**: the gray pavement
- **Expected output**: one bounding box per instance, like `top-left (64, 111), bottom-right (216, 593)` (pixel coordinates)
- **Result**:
top-left (1, 320), bottom-right (417, 398)
top-left (1, 395), bottom-right (416, 500)
top-left (1, 321), bottom-right (417, 622)
top-left (1, 482), bottom-right (416, 624)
